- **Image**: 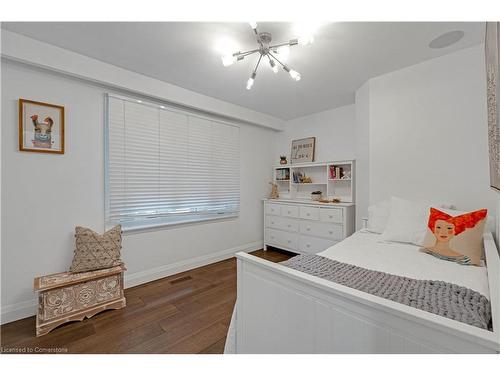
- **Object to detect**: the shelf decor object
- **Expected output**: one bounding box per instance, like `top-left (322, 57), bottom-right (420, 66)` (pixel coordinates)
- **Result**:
top-left (18, 98), bottom-right (65, 154)
top-left (311, 191), bottom-right (322, 201)
top-left (291, 137), bottom-right (315, 164)
top-left (268, 182), bottom-right (279, 199)
top-left (220, 22), bottom-right (316, 89)
top-left (486, 22), bottom-right (500, 191)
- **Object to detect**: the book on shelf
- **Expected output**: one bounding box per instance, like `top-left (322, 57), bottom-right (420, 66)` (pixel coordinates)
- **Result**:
top-left (276, 168), bottom-right (290, 181)
top-left (329, 165), bottom-right (344, 180)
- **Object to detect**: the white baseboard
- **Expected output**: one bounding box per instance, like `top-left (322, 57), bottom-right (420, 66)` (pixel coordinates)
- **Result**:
top-left (0, 240), bottom-right (262, 325)
top-left (124, 241), bottom-right (262, 288)
top-left (0, 298), bottom-right (38, 326)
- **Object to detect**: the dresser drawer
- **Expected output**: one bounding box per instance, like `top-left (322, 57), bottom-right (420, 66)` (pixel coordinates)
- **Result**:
top-left (299, 235), bottom-right (338, 254)
top-left (266, 216), bottom-right (299, 232)
top-left (266, 228), bottom-right (298, 250)
top-left (319, 208), bottom-right (343, 223)
top-left (265, 203), bottom-right (281, 216)
top-left (281, 205), bottom-right (299, 218)
top-left (299, 206), bottom-right (320, 220)
top-left (299, 221), bottom-right (343, 240)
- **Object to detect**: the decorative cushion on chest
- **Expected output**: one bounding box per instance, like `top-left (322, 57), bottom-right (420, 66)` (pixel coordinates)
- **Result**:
top-left (70, 225), bottom-right (123, 273)
top-left (420, 208), bottom-right (487, 266)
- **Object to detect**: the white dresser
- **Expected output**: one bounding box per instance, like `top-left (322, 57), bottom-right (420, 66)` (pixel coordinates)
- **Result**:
top-left (264, 199), bottom-right (355, 254)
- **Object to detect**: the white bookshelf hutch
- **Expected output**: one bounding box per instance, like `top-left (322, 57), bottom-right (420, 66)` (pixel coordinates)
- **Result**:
top-left (264, 160), bottom-right (355, 254)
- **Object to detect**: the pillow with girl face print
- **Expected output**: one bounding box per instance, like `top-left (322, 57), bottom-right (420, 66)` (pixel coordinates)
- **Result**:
top-left (420, 208), bottom-right (487, 266)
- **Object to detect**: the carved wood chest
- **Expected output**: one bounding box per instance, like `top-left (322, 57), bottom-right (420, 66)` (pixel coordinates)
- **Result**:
top-left (34, 265), bottom-right (126, 336)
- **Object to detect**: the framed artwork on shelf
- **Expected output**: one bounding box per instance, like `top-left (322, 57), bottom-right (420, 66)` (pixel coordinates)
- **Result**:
top-left (291, 137), bottom-right (315, 164)
top-left (18, 98), bottom-right (65, 154)
top-left (486, 22), bottom-right (500, 191)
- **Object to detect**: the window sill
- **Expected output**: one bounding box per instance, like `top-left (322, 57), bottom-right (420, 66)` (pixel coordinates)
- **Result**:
top-left (108, 213), bottom-right (239, 234)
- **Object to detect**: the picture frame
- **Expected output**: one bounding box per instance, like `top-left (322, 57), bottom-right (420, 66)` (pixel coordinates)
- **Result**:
top-left (291, 137), bottom-right (315, 164)
top-left (485, 23), bottom-right (500, 191)
top-left (19, 98), bottom-right (65, 154)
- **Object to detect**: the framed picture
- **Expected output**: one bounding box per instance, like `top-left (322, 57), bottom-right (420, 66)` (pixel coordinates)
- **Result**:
top-left (291, 137), bottom-right (315, 164)
top-left (19, 99), bottom-right (65, 154)
top-left (486, 23), bottom-right (500, 191)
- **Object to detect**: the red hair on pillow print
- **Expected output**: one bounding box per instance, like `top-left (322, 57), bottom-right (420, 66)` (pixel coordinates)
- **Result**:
top-left (421, 208), bottom-right (488, 266)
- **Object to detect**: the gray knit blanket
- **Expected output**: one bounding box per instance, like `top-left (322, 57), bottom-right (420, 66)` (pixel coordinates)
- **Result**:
top-left (281, 254), bottom-right (491, 330)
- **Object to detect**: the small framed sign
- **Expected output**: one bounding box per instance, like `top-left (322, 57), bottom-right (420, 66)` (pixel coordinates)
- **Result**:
top-left (291, 137), bottom-right (315, 164)
top-left (19, 99), bottom-right (65, 154)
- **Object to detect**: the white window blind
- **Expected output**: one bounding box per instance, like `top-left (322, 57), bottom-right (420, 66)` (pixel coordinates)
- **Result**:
top-left (105, 95), bottom-right (240, 230)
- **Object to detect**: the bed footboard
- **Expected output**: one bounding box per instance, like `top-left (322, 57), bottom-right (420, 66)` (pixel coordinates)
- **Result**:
top-left (234, 234), bottom-right (500, 354)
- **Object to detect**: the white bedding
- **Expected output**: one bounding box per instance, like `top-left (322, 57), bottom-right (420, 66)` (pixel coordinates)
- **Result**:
top-left (318, 230), bottom-right (490, 299)
top-left (224, 230), bottom-right (491, 353)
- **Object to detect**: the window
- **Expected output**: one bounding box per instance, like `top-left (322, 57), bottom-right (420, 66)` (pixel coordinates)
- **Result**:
top-left (105, 94), bottom-right (240, 230)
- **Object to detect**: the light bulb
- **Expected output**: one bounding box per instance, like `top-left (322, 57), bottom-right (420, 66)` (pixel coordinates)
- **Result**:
top-left (246, 77), bottom-right (255, 90)
top-left (298, 35), bottom-right (314, 45)
top-left (269, 59), bottom-right (278, 74)
top-left (246, 72), bottom-right (257, 90)
top-left (221, 54), bottom-right (237, 67)
top-left (289, 69), bottom-right (301, 81)
top-left (249, 21), bottom-right (257, 30)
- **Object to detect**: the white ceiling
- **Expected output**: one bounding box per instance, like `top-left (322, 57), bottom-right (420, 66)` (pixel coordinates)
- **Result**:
top-left (2, 22), bottom-right (485, 120)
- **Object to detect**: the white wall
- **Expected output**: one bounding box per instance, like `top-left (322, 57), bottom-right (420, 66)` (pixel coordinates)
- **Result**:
top-left (354, 82), bottom-right (370, 230)
top-left (1, 60), bottom-right (276, 323)
top-left (1, 30), bottom-right (284, 131)
top-left (361, 45), bottom-right (498, 227)
top-left (274, 104), bottom-right (356, 163)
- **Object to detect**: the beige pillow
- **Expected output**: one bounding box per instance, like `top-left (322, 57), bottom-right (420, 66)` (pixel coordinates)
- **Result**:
top-left (70, 225), bottom-right (123, 273)
top-left (420, 208), bottom-right (487, 266)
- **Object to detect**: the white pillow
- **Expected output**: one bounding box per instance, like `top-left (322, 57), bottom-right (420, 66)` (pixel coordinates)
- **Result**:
top-left (366, 200), bottom-right (390, 234)
top-left (367, 198), bottom-right (455, 236)
top-left (380, 197), bottom-right (436, 246)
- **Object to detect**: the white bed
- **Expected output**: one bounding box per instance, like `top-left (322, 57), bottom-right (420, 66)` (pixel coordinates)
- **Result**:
top-left (225, 230), bottom-right (500, 353)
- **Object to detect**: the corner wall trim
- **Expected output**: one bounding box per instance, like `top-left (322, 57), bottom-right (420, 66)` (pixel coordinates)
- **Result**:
top-left (0, 240), bottom-right (262, 325)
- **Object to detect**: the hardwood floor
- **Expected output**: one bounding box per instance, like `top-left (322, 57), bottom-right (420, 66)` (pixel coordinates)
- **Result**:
top-left (0, 248), bottom-right (293, 354)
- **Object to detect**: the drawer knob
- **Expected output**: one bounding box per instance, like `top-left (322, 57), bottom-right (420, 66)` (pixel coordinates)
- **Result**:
top-left (287, 240), bottom-right (291, 243)
top-left (287, 224), bottom-right (291, 228)
top-left (271, 221), bottom-right (274, 224)
top-left (306, 213), bottom-right (310, 216)
top-left (306, 244), bottom-right (310, 248)
top-left (329, 215), bottom-right (333, 219)
top-left (306, 228), bottom-right (310, 231)
top-left (329, 230), bottom-right (333, 234)
top-left (288, 211), bottom-right (291, 214)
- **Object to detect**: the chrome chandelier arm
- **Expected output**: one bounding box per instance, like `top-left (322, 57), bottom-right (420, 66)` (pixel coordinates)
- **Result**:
top-left (269, 39), bottom-right (298, 50)
top-left (268, 51), bottom-right (287, 69)
top-left (234, 48), bottom-right (261, 58)
top-left (269, 51), bottom-right (301, 81)
top-left (253, 53), bottom-right (263, 74)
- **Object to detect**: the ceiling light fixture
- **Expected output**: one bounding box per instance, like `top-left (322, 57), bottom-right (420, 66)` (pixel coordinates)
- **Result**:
top-left (221, 22), bottom-right (313, 89)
